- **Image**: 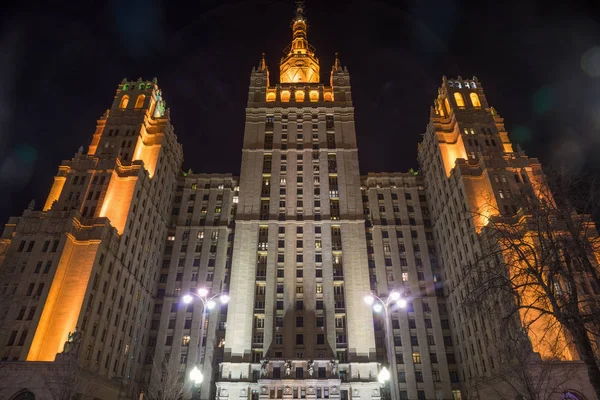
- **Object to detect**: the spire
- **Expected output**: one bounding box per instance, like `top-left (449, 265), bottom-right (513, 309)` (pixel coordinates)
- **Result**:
top-left (280, 1), bottom-right (320, 83)
top-left (294, 0), bottom-right (305, 23)
top-left (333, 53), bottom-right (341, 71)
top-left (259, 53), bottom-right (267, 71)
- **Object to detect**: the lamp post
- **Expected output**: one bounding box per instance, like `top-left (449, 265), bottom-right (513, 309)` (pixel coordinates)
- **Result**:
top-left (182, 287), bottom-right (230, 400)
top-left (364, 292), bottom-right (406, 400)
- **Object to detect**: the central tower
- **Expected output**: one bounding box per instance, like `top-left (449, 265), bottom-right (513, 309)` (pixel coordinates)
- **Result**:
top-left (216, 3), bottom-right (382, 399)
top-left (279, 2), bottom-right (320, 84)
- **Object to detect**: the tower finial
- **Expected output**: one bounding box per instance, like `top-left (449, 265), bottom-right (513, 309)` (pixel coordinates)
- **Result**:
top-left (295, 0), bottom-right (305, 22)
top-left (259, 52), bottom-right (267, 71)
top-left (334, 53), bottom-right (340, 71)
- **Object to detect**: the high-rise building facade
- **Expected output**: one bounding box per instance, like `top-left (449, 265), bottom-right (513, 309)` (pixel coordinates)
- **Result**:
top-left (215, 3), bottom-right (380, 399)
top-left (0, 79), bottom-right (184, 398)
top-left (0, 4), bottom-right (597, 400)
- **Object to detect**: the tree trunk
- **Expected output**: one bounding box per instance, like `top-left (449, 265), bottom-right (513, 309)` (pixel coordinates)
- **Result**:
top-left (569, 322), bottom-right (600, 399)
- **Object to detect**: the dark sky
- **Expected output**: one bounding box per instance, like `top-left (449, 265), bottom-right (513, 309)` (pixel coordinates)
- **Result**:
top-left (1, 0), bottom-right (600, 223)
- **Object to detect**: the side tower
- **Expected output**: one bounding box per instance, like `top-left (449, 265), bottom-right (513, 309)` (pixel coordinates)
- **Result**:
top-left (0, 79), bottom-right (183, 397)
top-left (417, 77), bottom-right (587, 397)
top-left (217, 3), bottom-right (380, 399)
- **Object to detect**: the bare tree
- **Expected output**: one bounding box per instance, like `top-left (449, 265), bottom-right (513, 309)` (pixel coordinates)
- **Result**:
top-left (142, 360), bottom-right (186, 400)
top-left (44, 357), bottom-right (95, 400)
top-left (468, 310), bottom-right (584, 400)
top-left (463, 167), bottom-right (600, 399)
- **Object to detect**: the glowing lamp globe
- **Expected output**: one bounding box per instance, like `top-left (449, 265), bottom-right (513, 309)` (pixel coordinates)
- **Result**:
top-left (364, 295), bottom-right (375, 305)
top-left (189, 366), bottom-right (203, 384)
top-left (220, 294), bottom-right (230, 304)
top-left (182, 294), bottom-right (193, 304)
top-left (378, 367), bottom-right (390, 384)
top-left (197, 288), bottom-right (209, 297)
top-left (206, 300), bottom-right (216, 310)
top-left (396, 299), bottom-right (407, 309)
top-left (372, 303), bottom-right (383, 313)
top-left (389, 291), bottom-right (400, 301)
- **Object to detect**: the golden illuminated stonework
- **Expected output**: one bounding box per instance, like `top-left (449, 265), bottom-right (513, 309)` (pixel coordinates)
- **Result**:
top-left (279, 2), bottom-right (320, 83)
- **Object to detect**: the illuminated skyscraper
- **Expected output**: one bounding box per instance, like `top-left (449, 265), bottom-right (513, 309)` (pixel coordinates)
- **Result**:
top-left (0, 79), bottom-right (183, 398)
top-left (215, 3), bottom-right (381, 398)
top-left (0, 4), bottom-right (597, 400)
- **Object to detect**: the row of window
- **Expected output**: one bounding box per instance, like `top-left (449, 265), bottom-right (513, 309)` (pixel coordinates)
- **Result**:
top-left (16, 239), bottom-right (59, 253)
top-left (265, 90), bottom-right (333, 103)
top-left (119, 94), bottom-right (146, 109)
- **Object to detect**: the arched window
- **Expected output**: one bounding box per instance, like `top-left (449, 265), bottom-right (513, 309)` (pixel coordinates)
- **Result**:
top-left (309, 90), bottom-right (319, 102)
top-left (266, 92), bottom-right (276, 102)
top-left (470, 92), bottom-right (481, 108)
top-left (280, 90), bottom-right (291, 102)
top-left (295, 90), bottom-right (305, 102)
top-left (323, 92), bottom-right (333, 102)
top-left (119, 95), bottom-right (129, 109)
top-left (454, 92), bottom-right (465, 108)
top-left (135, 95), bottom-right (145, 109)
top-left (444, 98), bottom-right (451, 115)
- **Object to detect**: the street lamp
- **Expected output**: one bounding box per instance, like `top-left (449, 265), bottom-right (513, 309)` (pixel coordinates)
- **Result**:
top-left (364, 292), bottom-right (406, 400)
top-left (183, 287), bottom-right (229, 399)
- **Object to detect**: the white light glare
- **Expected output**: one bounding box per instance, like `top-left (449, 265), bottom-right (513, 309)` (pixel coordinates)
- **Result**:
top-left (378, 367), bottom-right (390, 384)
top-left (197, 287), bottom-right (209, 297)
top-left (206, 300), bottom-right (216, 310)
top-left (189, 366), bottom-right (204, 384)
top-left (182, 294), bottom-right (193, 304)
top-left (364, 295), bottom-right (375, 305)
top-left (396, 299), bottom-right (407, 309)
top-left (372, 303), bottom-right (383, 313)
top-left (389, 291), bottom-right (400, 301)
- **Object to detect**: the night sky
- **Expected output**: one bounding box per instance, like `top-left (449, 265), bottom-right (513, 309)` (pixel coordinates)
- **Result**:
top-left (1, 0), bottom-right (600, 223)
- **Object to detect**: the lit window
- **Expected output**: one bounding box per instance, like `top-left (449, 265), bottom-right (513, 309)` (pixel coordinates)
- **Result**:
top-left (402, 272), bottom-right (409, 282)
top-left (295, 90), bottom-right (305, 102)
top-left (454, 92), bottom-right (465, 108)
top-left (412, 352), bottom-right (421, 364)
top-left (119, 95), bottom-right (129, 109)
top-left (135, 94), bottom-right (145, 108)
top-left (470, 92), bottom-right (481, 108)
top-left (281, 90), bottom-right (291, 102)
top-left (309, 90), bottom-right (319, 102)
top-left (266, 92), bottom-right (276, 102)
top-left (182, 335), bottom-right (190, 346)
top-left (168, 235), bottom-right (175, 241)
